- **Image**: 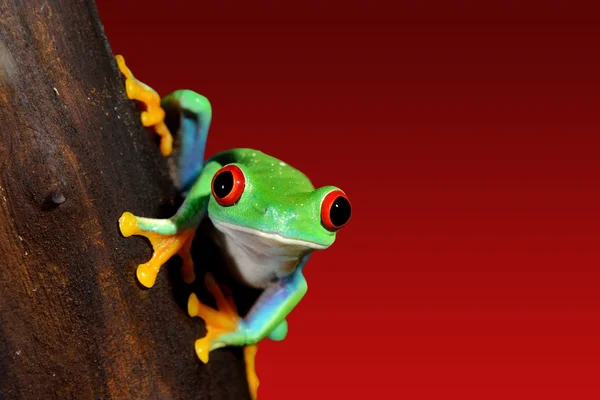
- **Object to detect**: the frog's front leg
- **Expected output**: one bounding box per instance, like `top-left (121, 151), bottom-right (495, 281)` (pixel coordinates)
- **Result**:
top-left (188, 268), bottom-right (307, 357)
top-left (119, 161), bottom-right (221, 287)
top-left (188, 258), bottom-right (309, 399)
top-left (115, 54), bottom-right (173, 156)
top-left (119, 212), bottom-right (197, 288)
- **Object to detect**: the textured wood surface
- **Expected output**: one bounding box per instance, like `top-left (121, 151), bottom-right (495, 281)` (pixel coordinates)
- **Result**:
top-left (0, 1), bottom-right (250, 398)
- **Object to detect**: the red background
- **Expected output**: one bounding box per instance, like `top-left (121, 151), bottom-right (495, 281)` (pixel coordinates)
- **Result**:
top-left (98, 1), bottom-right (600, 399)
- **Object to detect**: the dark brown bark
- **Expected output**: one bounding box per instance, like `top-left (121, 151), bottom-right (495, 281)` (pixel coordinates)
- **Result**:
top-left (0, 1), bottom-right (250, 398)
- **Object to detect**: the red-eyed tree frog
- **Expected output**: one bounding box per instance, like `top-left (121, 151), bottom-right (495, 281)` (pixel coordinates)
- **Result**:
top-left (115, 56), bottom-right (351, 399)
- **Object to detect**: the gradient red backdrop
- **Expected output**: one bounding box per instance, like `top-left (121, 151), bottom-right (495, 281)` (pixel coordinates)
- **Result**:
top-left (98, 1), bottom-right (600, 398)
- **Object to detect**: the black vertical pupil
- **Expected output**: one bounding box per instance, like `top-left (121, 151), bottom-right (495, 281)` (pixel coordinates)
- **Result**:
top-left (213, 171), bottom-right (234, 198)
top-left (330, 196), bottom-right (351, 227)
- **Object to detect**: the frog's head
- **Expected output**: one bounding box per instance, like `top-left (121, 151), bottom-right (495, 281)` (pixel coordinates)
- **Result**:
top-left (206, 162), bottom-right (351, 288)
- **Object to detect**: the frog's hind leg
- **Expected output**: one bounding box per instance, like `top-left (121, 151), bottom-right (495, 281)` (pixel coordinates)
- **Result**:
top-left (187, 273), bottom-right (260, 399)
top-left (187, 273), bottom-right (241, 362)
top-left (115, 55), bottom-right (173, 156)
top-left (119, 212), bottom-right (196, 288)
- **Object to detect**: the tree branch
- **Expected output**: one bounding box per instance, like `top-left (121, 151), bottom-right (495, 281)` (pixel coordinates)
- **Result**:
top-left (0, 1), bottom-right (250, 398)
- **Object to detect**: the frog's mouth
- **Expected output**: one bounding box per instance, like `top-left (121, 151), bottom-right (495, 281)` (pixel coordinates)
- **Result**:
top-left (209, 218), bottom-right (327, 289)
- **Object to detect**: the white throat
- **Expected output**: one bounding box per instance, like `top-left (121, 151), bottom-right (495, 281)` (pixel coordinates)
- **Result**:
top-left (209, 218), bottom-right (327, 289)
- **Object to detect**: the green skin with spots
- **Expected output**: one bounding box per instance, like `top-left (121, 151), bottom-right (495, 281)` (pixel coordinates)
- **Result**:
top-left (207, 149), bottom-right (338, 247)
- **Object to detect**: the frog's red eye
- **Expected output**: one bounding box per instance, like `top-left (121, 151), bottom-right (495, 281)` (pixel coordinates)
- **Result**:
top-left (321, 190), bottom-right (351, 231)
top-left (211, 165), bottom-right (245, 206)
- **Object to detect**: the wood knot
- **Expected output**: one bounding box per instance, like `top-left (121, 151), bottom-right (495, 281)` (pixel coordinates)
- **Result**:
top-left (42, 191), bottom-right (66, 210)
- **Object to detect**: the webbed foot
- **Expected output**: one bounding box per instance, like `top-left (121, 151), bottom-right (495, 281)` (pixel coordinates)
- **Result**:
top-left (119, 211), bottom-right (196, 288)
top-left (115, 54), bottom-right (173, 156)
top-left (187, 272), bottom-right (240, 362)
top-left (187, 273), bottom-right (260, 398)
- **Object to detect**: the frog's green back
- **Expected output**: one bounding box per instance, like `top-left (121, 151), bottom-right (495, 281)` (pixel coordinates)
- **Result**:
top-left (207, 148), bottom-right (315, 192)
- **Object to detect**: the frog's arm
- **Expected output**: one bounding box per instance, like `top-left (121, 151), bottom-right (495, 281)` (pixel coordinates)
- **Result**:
top-left (217, 263), bottom-right (307, 347)
top-left (188, 255), bottom-right (310, 358)
top-left (240, 259), bottom-right (308, 343)
top-left (188, 257), bottom-right (309, 400)
top-left (161, 90), bottom-right (212, 193)
top-left (119, 161), bottom-right (222, 288)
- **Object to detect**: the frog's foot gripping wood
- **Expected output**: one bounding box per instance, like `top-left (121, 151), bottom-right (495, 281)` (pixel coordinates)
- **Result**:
top-left (119, 211), bottom-right (196, 288)
top-left (244, 345), bottom-right (259, 400)
top-left (115, 55), bottom-right (173, 156)
top-left (188, 273), bottom-right (260, 399)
